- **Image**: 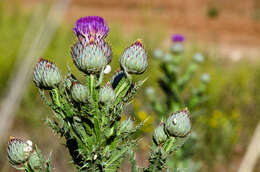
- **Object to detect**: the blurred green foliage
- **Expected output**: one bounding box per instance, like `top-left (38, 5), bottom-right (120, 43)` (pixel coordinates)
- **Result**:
top-left (0, 1), bottom-right (260, 171)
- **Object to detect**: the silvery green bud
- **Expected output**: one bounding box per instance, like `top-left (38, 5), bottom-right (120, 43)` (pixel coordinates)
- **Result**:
top-left (71, 82), bottom-right (89, 103)
top-left (153, 48), bottom-right (163, 59)
top-left (165, 108), bottom-right (191, 137)
top-left (99, 83), bottom-right (115, 103)
top-left (162, 53), bottom-right (173, 62)
top-left (28, 151), bottom-right (44, 170)
top-left (193, 53), bottom-right (204, 63)
top-left (118, 118), bottom-right (134, 134)
top-left (170, 43), bottom-right (184, 54)
top-left (7, 137), bottom-right (32, 166)
top-left (33, 58), bottom-right (62, 89)
top-left (145, 87), bottom-right (155, 101)
top-left (200, 73), bottom-right (211, 83)
top-left (64, 73), bottom-right (78, 90)
top-left (120, 39), bottom-right (148, 74)
top-left (71, 41), bottom-right (112, 74)
top-left (153, 124), bottom-right (168, 145)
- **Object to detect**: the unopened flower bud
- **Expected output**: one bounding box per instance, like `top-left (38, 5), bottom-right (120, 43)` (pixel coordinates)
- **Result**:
top-left (120, 39), bottom-right (148, 74)
top-left (200, 73), bottom-right (211, 83)
top-left (162, 53), bottom-right (174, 63)
top-left (153, 124), bottom-right (168, 145)
top-left (153, 48), bottom-right (163, 59)
top-left (33, 58), bottom-right (62, 89)
top-left (193, 53), bottom-right (204, 63)
top-left (118, 118), bottom-right (134, 134)
top-left (165, 108), bottom-right (191, 137)
top-left (99, 83), bottom-right (115, 103)
top-left (73, 16), bottom-right (109, 44)
top-left (171, 43), bottom-right (184, 54)
top-left (71, 82), bottom-right (89, 103)
top-left (7, 137), bottom-right (32, 166)
top-left (28, 151), bottom-right (44, 170)
top-left (71, 41), bottom-right (112, 74)
top-left (64, 73), bottom-right (78, 90)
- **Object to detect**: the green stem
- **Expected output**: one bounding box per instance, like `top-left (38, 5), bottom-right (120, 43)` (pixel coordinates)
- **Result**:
top-left (90, 74), bottom-right (95, 97)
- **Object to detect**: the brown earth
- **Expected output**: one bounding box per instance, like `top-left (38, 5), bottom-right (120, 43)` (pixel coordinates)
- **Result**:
top-left (20, 0), bottom-right (260, 60)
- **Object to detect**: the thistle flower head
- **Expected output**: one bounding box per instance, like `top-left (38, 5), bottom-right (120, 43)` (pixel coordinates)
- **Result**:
top-left (28, 151), bottom-right (44, 170)
top-left (153, 124), bottom-right (168, 145)
top-left (170, 43), bottom-right (184, 54)
top-left (200, 73), bottom-right (211, 83)
top-left (120, 39), bottom-right (148, 74)
top-left (99, 82), bottom-right (115, 103)
top-left (171, 34), bottom-right (185, 43)
top-left (64, 73), bottom-right (78, 90)
top-left (71, 82), bottom-right (89, 103)
top-left (153, 48), bottom-right (163, 59)
top-left (71, 41), bottom-right (112, 74)
top-left (7, 137), bottom-right (32, 166)
top-left (33, 58), bottom-right (62, 89)
top-left (193, 52), bottom-right (204, 63)
top-left (73, 16), bottom-right (109, 44)
top-left (165, 108), bottom-right (191, 137)
top-left (118, 118), bottom-right (134, 134)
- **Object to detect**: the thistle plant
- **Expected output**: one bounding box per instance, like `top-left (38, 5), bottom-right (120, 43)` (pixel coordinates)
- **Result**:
top-left (149, 34), bottom-right (210, 117)
top-left (7, 16), bottom-right (191, 172)
top-left (146, 34), bottom-right (210, 171)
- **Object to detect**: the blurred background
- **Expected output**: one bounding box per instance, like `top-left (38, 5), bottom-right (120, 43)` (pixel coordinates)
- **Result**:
top-left (0, 0), bottom-right (260, 171)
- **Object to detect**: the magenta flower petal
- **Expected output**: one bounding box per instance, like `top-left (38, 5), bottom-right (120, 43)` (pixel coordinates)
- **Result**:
top-left (73, 16), bottom-right (109, 44)
top-left (171, 34), bottom-right (185, 42)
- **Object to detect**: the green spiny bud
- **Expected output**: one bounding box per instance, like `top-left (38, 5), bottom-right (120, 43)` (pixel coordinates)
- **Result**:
top-left (28, 151), bottom-right (44, 170)
top-left (200, 73), bottom-right (211, 83)
top-left (7, 137), bottom-right (32, 166)
top-left (192, 53), bottom-right (204, 63)
top-left (118, 118), bottom-right (134, 135)
top-left (165, 108), bottom-right (191, 137)
top-left (64, 73), bottom-right (78, 90)
top-left (99, 82), bottom-right (115, 103)
top-left (71, 41), bottom-right (111, 74)
top-left (170, 43), bottom-right (184, 54)
top-left (71, 82), bottom-right (89, 103)
top-left (33, 58), bottom-right (62, 89)
top-left (120, 39), bottom-right (148, 74)
top-left (153, 124), bottom-right (168, 145)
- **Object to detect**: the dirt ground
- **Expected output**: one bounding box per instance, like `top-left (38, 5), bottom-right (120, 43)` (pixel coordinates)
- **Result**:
top-left (20, 0), bottom-right (260, 61)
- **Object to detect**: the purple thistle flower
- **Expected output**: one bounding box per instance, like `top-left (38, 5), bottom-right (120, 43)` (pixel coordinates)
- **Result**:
top-left (73, 16), bottom-right (109, 44)
top-left (171, 34), bottom-right (185, 43)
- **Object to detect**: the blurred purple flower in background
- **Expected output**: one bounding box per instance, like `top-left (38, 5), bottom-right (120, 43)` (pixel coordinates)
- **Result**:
top-left (73, 16), bottom-right (109, 44)
top-left (171, 34), bottom-right (185, 43)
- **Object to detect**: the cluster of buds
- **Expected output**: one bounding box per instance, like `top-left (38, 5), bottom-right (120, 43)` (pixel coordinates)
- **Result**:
top-left (153, 109), bottom-right (191, 145)
top-left (7, 137), bottom-right (51, 171)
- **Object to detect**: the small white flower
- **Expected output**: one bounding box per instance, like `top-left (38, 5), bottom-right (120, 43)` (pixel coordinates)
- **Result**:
top-left (93, 154), bottom-right (98, 160)
top-left (26, 140), bottom-right (33, 147)
top-left (104, 65), bottom-right (111, 74)
top-left (23, 146), bottom-right (32, 153)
